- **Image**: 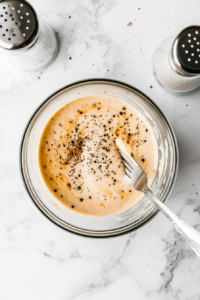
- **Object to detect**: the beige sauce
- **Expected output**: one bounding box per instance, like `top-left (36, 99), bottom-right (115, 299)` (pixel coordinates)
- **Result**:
top-left (38, 96), bottom-right (157, 216)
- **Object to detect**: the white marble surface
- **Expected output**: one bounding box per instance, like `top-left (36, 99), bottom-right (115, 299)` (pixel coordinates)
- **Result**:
top-left (0, 0), bottom-right (200, 299)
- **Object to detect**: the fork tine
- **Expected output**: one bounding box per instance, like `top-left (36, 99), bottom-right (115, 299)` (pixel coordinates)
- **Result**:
top-left (125, 174), bottom-right (131, 182)
top-left (119, 150), bottom-right (133, 169)
top-left (125, 168), bottom-right (132, 178)
top-left (123, 160), bottom-right (132, 174)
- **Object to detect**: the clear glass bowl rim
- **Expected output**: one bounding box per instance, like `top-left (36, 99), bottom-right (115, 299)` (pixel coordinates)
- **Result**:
top-left (19, 78), bottom-right (179, 238)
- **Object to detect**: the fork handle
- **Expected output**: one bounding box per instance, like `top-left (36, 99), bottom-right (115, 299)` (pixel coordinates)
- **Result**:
top-left (144, 188), bottom-right (200, 257)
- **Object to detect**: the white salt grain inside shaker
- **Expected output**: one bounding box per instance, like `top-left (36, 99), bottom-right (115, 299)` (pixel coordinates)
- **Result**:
top-left (152, 26), bottom-right (200, 95)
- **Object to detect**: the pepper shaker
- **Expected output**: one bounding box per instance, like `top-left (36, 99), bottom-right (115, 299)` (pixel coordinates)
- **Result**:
top-left (152, 26), bottom-right (200, 94)
top-left (0, 0), bottom-right (58, 72)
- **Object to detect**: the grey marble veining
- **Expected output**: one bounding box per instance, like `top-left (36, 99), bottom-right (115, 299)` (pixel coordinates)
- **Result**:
top-left (0, 0), bottom-right (200, 299)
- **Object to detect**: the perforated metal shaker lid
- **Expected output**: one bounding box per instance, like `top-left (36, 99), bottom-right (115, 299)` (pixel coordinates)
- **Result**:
top-left (0, 0), bottom-right (39, 50)
top-left (171, 26), bottom-right (200, 76)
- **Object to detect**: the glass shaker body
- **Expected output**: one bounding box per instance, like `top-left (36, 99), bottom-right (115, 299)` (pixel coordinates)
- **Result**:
top-left (2, 19), bottom-right (58, 72)
top-left (152, 37), bottom-right (200, 95)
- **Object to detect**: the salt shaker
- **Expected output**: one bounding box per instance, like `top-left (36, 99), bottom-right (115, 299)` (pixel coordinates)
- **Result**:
top-left (0, 0), bottom-right (58, 72)
top-left (152, 26), bottom-right (200, 94)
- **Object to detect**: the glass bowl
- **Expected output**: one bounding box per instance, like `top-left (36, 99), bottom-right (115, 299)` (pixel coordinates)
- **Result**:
top-left (20, 79), bottom-right (179, 238)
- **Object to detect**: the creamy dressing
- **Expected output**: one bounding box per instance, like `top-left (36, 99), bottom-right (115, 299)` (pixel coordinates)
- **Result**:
top-left (38, 95), bottom-right (157, 216)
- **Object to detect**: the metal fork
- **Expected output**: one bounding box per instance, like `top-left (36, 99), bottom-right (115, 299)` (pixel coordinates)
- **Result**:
top-left (119, 150), bottom-right (200, 257)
